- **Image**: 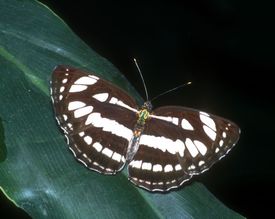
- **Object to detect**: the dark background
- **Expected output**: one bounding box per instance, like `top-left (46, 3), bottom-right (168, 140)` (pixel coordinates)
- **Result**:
top-left (1, 0), bottom-right (275, 218)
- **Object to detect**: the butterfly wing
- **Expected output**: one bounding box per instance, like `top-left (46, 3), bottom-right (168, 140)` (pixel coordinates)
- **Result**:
top-left (51, 65), bottom-right (138, 174)
top-left (128, 106), bottom-right (240, 191)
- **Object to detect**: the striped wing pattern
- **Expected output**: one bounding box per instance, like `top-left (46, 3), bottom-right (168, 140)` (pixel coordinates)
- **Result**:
top-left (51, 65), bottom-right (240, 192)
top-left (51, 65), bottom-right (138, 174)
top-left (128, 106), bottom-right (240, 191)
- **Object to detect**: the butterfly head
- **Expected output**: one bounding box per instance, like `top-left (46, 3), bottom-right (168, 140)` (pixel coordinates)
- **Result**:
top-left (142, 101), bottom-right (153, 112)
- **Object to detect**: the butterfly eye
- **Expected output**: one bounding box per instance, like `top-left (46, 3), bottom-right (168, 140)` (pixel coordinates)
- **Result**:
top-left (51, 65), bottom-right (240, 192)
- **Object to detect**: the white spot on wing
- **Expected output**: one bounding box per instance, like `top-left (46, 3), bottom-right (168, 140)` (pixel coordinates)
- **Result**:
top-left (112, 152), bottom-right (121, 163)
top-left (102, 147), bottom-right (113, 158)
top-left (93, 162), bottom-right (107, 170)
top-left (188, 164), bottom-right (196, 170)
top-left (200, 113), bottom-right (216, 131)
top-left (222, 132), bottom-right (227, 138)
top-left (74, 106), bottom-right (93, 118)
top-left (153, 164), bottom-right (162, 172)
top-left (193, 140), bottom-right (207, 155)
top-left (67, 123), bottom-right (72, 129)
top-left (74, 76), bottom-right (97, 85)
top-left (93, 142), bottom-right (103, 152)
top-left (84, 136), bottom-right (92, 145)
top-left (175, 164), bottom-right (182, 171)
top-left (203, 125), bottom-right (217, 141)
top-left (150, 115), bottom-right (179, 126)
top-left (60, 86), bottom-right (65, 93)
top-left (185, 138), bottom-right (199, 157)
top-left (142, 162), bottom-right (152, 170)
top-left (215, 147), bottom-right (220, 153)
top-left (79, 132), bottom-right (84, 137)
top-left (139, 135), bottom-right (185, 157)
top-left (88, 75), bottom-right (99, 80)
top-left (62, 78), bottom-right (68, 84)
top-left (172, 117), bottom-right (179, 125)
top-left (199, 160), bottom-right (205, 166)
top-left (181, 119), bottom-right (194, 130)
top-left (85, 113), bottom-right (133, 141)
top-left (200, 111), bottom-right (210, 117)
top-left (164, 164), bottom-right (173, 172)
top-left (130, 160), bottom-right (142, 169)
top-left (106, 168), bottom-right (113, 172)
top-left (69, 85), bottom-right (87, 92)
top-left (109, 98), bottom-right (138, 113)
top-left (68, 101), bottom-right (86, 111)
top-left (117, 100), bottom-right (131, 109)
top-left (63, 114), bottom-right (68, 121)
top-left (92, 93), bottom-right (109, 102)
top-left (219, 140), bottom-right (224, 147)
top-left (59, 95), bottom-right (63, 100)
top-left (83, 153), bottom-right (92, 163)
top-left (109, 97), bottom-right (118, 104)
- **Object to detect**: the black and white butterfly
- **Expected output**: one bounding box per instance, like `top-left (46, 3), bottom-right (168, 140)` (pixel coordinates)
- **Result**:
top-left (50, 65), bottom-right (240, 192)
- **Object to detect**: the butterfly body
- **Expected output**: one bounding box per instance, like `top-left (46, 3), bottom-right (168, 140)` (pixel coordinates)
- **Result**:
top-left (51, 65), bottom-right (240, 192)
top-left (126, 103), bottom-right (152, 163)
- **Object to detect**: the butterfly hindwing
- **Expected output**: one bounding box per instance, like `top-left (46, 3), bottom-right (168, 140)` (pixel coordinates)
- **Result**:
top-left (128, 106), bottom-right (240, 191)
top-left (51, 65), bottom-right (138, 174)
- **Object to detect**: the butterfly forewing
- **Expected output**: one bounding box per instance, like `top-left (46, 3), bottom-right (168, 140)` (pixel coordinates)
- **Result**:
top-left (51, 65), bottom-right (139, 174)
top-left (128, 106), bottom-right (240, 191)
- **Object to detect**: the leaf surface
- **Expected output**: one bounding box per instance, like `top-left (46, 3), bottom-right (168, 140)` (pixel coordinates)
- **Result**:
top-left (0, 1), bottom-right (244, 218)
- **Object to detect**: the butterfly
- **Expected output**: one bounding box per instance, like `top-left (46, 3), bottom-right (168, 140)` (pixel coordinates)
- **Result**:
top-left (50, 65), bottom-right (240, 192)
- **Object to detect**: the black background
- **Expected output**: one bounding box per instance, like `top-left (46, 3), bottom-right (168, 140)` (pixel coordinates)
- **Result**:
top-left (1, 0), bottom-right (275, 218)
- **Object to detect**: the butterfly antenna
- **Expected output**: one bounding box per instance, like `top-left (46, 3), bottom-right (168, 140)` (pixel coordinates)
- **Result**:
top-left (134, 58), bottom-right (149, 101)
top-left (150, 81), bottom-right (192, 102)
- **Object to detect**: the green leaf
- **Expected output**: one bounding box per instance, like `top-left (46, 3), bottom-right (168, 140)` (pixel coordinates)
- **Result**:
top-left (0, 0), bottom-right (245, 218)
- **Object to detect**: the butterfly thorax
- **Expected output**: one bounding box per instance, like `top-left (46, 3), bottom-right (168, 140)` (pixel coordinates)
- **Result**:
top-left (137, 109), bottom-right (150, 126)
top-left (136, 101), bottom-right (152, 126)
top-left (135, 101), bottom-right (152, 132)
